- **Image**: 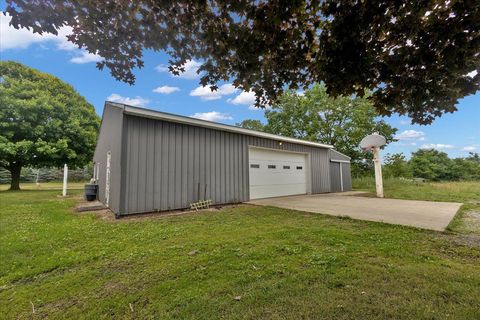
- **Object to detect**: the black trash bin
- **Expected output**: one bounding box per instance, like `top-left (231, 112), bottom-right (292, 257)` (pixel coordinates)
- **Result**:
top-left (84, 184), bottom-right (98, 201)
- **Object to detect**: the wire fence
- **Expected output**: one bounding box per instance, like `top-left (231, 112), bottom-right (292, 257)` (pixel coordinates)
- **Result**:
top-left (0, 166), bottom-right (93, 184)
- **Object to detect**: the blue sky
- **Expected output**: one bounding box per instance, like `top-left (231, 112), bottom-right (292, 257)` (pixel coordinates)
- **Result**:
top-left (1, 12), bottom-right (478, 158)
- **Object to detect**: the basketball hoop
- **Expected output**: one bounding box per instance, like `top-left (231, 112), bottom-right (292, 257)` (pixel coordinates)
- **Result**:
top-left (360, 133), bottom-right (386, 151)
top-left (360, 133), bottom-right (386, 198)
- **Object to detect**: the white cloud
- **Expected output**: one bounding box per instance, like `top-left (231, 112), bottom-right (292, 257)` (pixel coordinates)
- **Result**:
top-left (396, 142), bottom-right (417, 146)
top-left (70, 51), bottom-right (103, 64)
top-left (107, 93), bottom-right (149, 107)
top-left (0, 13), bottom-right (103, 64)
top-left (421, 143), bottom-right (455, 150)
top-left (228, 90), bottom-right (272, 111)
top-left (155, 59), bottom-right (202, 79)
top-left (154, 65), bottom-right (169, 72)
top-left (229, 91), bottom-right (256, 106)
top-left (190, 111), bottom-right (233, 122)
top-left (395, 130), bottom-right (426, 141)
top-left (189, 83), bottom-right (237, 101)
top-left (153, 85), bottom-right (180, 94)
top-left (462, 145), bottom-right (478, 152)
top-left (248, 105), bottom-right (272, 111)
top-left (0, 13), bottom-right (59, 50)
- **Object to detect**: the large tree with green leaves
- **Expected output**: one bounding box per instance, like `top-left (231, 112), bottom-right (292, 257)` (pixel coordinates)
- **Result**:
top-left (382, 153), bottom-right (412, 178)
top-left (410, 149), bottom-right (480, 181)
top-left (4, 0), bottom-right (479, 124)
top-left (410, 149), bottom-right (454, 181)
top-left (235, 119), bottom-right (265, 132)
top-left (255, 84), bottom-right (397, 173)
top-left (0, 61), bottom-right (100, 190)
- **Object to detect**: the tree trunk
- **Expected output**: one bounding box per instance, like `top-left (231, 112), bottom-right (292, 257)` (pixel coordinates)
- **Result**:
top-left (9, 165), bottom-right (21, 190)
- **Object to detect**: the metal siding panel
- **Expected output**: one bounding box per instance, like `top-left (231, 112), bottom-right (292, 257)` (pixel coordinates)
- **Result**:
top-left (131, 117), bottom-right (139, 212)
top-left (314, 151), bottom-right (320, 193)
top-left (198, 128), bottom-right (204, 200)
top-left (243, 137), bottom-right (249, 201)
top-left (130, 118), bottom-right (140, 213)
top-left (146, 120), bottom-right (155, 211)
top-left (238, 136), bottom-right (244, 201)
top-left (167, 123), bottom-right (175, 209)
top-left (330, 149), bottom-right (351, 161)
top-left (330, 162), bottom-right (341, 192)
top-left (220, 132), bottom-right (225, 203)
top-left (194, 127), bottom-right (200, 201)
top-left (119, 114), bottom-right (129, 214)
top-left (160, 123), bottom-right (169, 211)
top-left (215, 131), bottom-right (220, 203)
top-left (126, 117), bottom-right (134, 213)
top-left (234, 134), bottom-right (239, 202)
top-left (224, 132), bottom-right (230, 202)
top-left (205, 130), bottom-right (211, 200)
top-left (93, 104), bottom-right (125, 214)
top-left (122, 117), bottom-right (130, 212)
top-left (138, 118), bottom-right (148, 212)
top-left (154, 121), bottom-right (162, 210)
top-left (231, 133), bottom-right (236, 202)
top-left (175, 124), bottom-right (182, 208)
top-left (187, 127), bottom-right (194, 204)
top-left (342, 162), bottom-right (352, 191)
top-left (230, 133), bottom-right (235, 202)
top-left (244, 137), bottom-right (249, 201)
top-left (181, 125), bottom-right (188, 207)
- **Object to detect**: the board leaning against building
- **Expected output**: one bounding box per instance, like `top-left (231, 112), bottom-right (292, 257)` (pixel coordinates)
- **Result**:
top-left (93, 102), bottom-right (352, 217)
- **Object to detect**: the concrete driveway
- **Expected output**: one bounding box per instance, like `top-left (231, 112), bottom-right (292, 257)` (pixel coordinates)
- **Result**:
top-left (248, 192), bottom-right (462, 231)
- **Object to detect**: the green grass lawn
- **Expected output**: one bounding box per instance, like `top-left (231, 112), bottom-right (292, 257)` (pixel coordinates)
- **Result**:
top-left (0, 181), bottom-right (87, 191)
top-left (1, 182), bottom-right (479, 319)
top-left (353, 177), bottom-right (480, 203)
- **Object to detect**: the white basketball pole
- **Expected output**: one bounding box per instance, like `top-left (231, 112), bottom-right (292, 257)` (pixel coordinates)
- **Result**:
top-left (62, 164), bottom-right (68, 197)
top-left (372, 147), bottom-right (384, 198)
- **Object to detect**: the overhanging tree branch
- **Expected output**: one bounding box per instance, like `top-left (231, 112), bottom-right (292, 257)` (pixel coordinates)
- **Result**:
top-left (4, 0), bottom-right (479, 124)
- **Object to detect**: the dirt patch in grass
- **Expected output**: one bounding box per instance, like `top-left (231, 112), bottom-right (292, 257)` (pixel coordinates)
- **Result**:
top-left (75, 200), bottom-right (249, 222)
top-left (450, 233), bottom-right (480, 248)
top-left (456, 210), bottom-right (480, 235)
top-left (113, 204), bottom-right (247, 221)
top-left (90, 209), bottom-right (117, 221)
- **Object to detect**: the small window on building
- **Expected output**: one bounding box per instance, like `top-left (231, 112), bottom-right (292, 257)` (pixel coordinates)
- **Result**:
top-left (283, 165), bottom-right (290, 169)
top-left (250, 164), bottom-right (260, 168)
top-left (268, 165), bottom-right (276, 169)
top-left (296, 166), bottom-right (303, 170)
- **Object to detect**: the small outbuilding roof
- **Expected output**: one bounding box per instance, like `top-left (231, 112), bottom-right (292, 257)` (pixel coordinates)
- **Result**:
top-left (106, 102), bottom-right (334, 149)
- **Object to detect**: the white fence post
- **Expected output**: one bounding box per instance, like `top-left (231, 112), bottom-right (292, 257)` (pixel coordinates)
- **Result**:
top-left (62, 164), bottom-right (68, 197)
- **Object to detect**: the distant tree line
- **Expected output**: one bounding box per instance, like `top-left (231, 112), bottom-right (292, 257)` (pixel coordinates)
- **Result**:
top-left (383, 150), bottom-right (480, 181)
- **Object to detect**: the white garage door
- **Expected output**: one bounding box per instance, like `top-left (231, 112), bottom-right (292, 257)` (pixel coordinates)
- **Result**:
top-left (249, 147), bottom-right (308, 200)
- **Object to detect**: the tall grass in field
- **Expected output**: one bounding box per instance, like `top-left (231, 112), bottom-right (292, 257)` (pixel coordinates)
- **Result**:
top-left (353, 177), bottom-right (480, 203)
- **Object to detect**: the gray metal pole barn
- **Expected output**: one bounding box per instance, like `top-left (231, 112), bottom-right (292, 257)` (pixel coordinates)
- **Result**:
top-left (93, 102), bottom-right (352, 217)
